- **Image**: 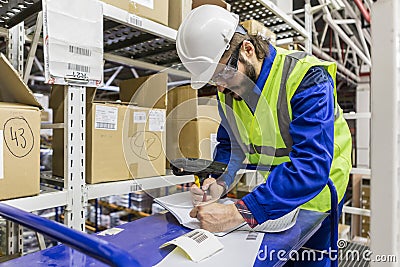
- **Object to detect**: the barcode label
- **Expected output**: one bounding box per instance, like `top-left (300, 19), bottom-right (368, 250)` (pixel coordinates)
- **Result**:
top-left (149, 110), bottom-right (165, 132)
top-left (95, 106), bottom-right (118, 131)
top-left (134, 112), bottom-right (146, 123)
top-left (69, 45), bottom-right (92, 56)
top-left (95, 122), bottom-right (116, 130)
top-left (130, 184), bottom-right (142, 192)
top-left (246, 232), bottom-right (259, 240)
top-left (128, 14), bottom-right (143, 27)
top-left (184, 230), bottom-right (209, 244)
top-left (67, 63), bottom-right (90, 73)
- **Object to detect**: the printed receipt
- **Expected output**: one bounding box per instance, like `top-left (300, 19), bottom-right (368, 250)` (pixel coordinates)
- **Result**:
top-left (158, 229), bottom-right (223, 263)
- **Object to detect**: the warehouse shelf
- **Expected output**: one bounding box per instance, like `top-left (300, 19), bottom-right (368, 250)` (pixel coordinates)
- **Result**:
top-left (86, 174), bottom-right (194, 200)
top-left (2, 186), bottom-right (68, 212)
top-left (102, 3), bottom-right (179, 68)
top-left (350, 168), bottom-right (371, 176)
top-left (343, 112), bottom-right (371, 120)
top-left (0, 0), bottom-right (41, 29)
top-left (102, 3), bottom-right (176, 42)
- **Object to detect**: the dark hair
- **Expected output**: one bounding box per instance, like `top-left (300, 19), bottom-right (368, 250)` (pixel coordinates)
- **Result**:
top-left (222, 32), bottom-right (271, 61)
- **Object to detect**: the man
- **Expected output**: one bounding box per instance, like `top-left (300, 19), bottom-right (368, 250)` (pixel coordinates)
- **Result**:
top-left (176, 5), bottom-right (352, 266)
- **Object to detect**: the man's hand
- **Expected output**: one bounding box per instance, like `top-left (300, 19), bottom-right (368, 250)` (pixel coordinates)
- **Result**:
top-left (190, 178), bottom-right (224, 205)
top-left (189, 203), bottom-right (245, 232)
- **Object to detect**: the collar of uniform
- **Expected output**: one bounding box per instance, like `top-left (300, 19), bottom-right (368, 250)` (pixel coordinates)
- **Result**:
top-left (253, 44), bottom-right (277, 96)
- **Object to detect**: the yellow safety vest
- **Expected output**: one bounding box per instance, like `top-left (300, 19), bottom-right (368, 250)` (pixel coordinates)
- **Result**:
top-left (218, 47), bottom-right (352, 212)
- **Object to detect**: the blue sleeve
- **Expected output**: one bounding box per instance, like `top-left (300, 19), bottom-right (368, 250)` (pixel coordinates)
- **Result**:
top-left (212, 96), bottom-right (246, 186)
top-left (243, 67), bottom-right (335, 223)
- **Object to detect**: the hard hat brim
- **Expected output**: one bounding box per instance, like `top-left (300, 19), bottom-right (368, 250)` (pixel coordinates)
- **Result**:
top-left (190, 61), bottom-right (218, 89)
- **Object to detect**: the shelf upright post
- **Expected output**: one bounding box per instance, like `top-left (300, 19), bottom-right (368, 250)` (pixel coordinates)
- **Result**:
top-left (5, 22), bottom-right (25, 256)
top-left (304, 0), bottom-right (312, 54)
top-left (6, 22), bottom-right (24, 76)
top-left (63, 85), bottom-right (86, 232)
top-left (41, 0), bottom-right (103, 231)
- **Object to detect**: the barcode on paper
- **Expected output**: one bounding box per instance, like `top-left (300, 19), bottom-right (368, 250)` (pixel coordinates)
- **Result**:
top-left (246, 232), bottom-right (259, 240)
top-left (68, 45), bottom-right (92, 56)
top-left (128, 14), bottom-right (143, 27)
top-left (95, 106), bottom-right (118, 131)
top-left (67, 63), bottom-right (90, 73)
top-left (134, 112), bottom-right (146, 123)
top-left (95, 122), bottom-right (116, 130)
top-left (184, 231), bottom-right (209, 244)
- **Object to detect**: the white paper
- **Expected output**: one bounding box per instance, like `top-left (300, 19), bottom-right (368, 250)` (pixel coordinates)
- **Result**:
top-left (154, 192), bottom-right (245, 236)
top-left (0, 131), bottom-right (3, 179)
top-left (42, 0), bottom-right (103, 84)
top-left (210, 133), bottom-right (218, 159)
top-left (238, 208), bottom-right (300, 233)
top-left (159, 229), bottom-right (223, 263)
top-left (149, 110), bottom-right (165, 132)
top-left (134, 112), bottom-right (146, 123)
top-left (97, 227), bottom-right (124, 236)
top-left (132, 0), bottom-right (154, 9)
top-left (154, 231), bottom-right (264, 267)
top-left (95, 106), bottom-right (118, 130)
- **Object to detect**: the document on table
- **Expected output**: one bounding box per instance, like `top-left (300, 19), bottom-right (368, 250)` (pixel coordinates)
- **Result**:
top-left (154, 230), bottom-right (264, 267)
top-left (154, 191), bottom-right (246, 236)
top-left (159, 229), bottom-right (224, 262)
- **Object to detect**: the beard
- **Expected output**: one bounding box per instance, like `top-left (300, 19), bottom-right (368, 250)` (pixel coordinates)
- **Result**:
top-left (223, 55), bottom-right (258, 101)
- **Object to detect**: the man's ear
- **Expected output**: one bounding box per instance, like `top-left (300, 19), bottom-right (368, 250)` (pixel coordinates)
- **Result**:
top-left (242, 40), bottom-right (255, 57)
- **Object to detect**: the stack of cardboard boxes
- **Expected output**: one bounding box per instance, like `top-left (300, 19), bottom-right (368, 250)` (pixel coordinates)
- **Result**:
top-left (51, 74), bottom-right (167, 184)
top-left (121, 75), bottom-right (221, 164)
top-left (0, 54), bottom-right (41, 200)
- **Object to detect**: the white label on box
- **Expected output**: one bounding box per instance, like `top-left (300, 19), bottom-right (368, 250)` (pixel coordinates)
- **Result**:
top-left (134, 112), bottom-right (146, 123)
top-left (95, 106), bottom-right (118, 130)
top-left (42, 0), bottom-right (103, 84)
top-left (210, 133), bottom-right (219, 159)
top-left (127, 14), bottom-right (143, 27)
top-left (0, 131), bottom-right (3, 179)
top-left (149, 110), bottom-right (165, 132)
top-left (132, 0), bottom-right (154, 9)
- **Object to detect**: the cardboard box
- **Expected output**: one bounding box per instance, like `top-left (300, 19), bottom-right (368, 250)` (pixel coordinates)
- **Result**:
top-left (197, 101), bottom-right (220, 160)
top-left (167, 85), bottom-right (198, 120)
top-left (165, 84), bottom-right (198, 162)
top-left (167, 96), bottom-right (220, 162)
top-left (241, 19), bottom-right (277, 45)
top-left (169, 0), bottom-right (230, 30)
top-left (119, 73), bottom-right (168, 109)
top-left (191, 0), bottom-right (230, 10)
top-left (102, 0), bottom-right (169, 26)
top-left (278, 43), bottom-right (299, 51)
top-left (0, 54), bottom-right (41, 200)
top-left (120, 78), bottom-right (197, 119)
top-left (51, 82), bottom-right (166, 184)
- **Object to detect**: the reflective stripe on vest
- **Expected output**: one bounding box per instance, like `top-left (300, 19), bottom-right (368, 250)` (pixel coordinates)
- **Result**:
top-left (224, 51), bottom-right (341, 160)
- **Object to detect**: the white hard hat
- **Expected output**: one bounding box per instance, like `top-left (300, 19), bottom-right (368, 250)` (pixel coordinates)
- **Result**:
top-left (176, 5), bottom-right (239, 89)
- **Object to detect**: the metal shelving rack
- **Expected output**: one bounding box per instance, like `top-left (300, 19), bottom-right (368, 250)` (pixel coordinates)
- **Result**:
top-left (0, 0), bottom-right (375, 259)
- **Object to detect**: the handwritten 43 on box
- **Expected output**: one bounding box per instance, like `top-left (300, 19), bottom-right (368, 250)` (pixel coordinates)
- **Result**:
top-left (0, 54), bottom-right (42, 200)
top-left (50, 85), bottom-right (166, 184)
